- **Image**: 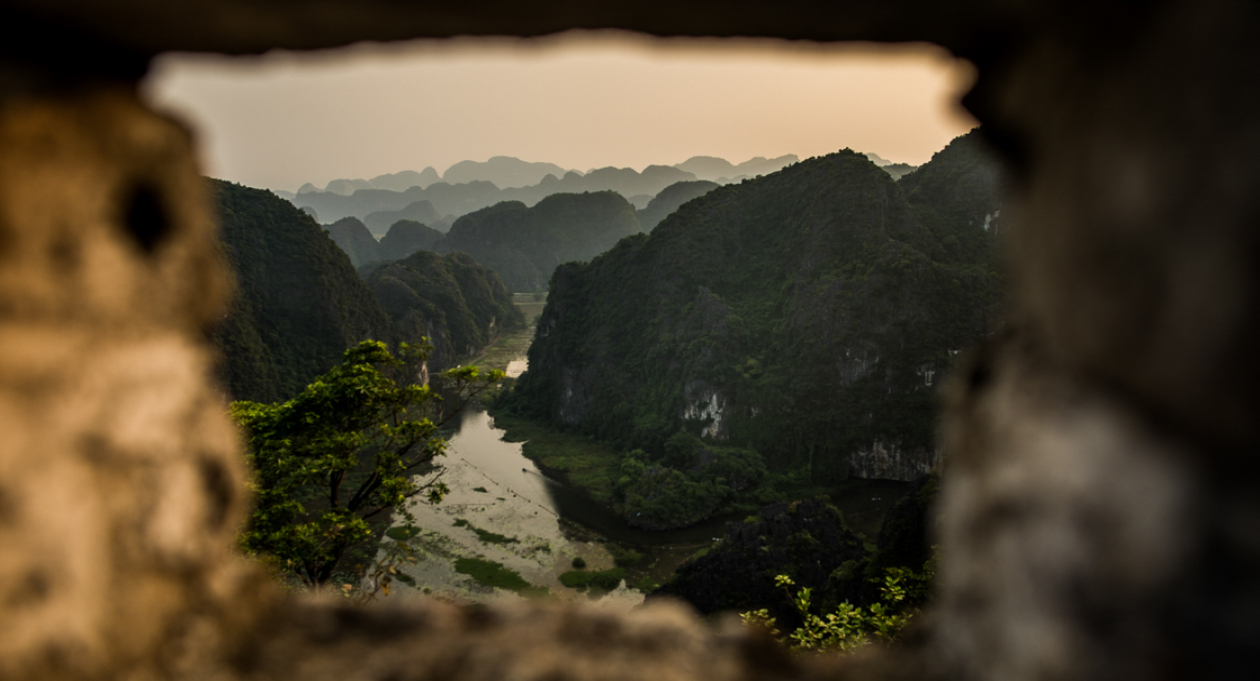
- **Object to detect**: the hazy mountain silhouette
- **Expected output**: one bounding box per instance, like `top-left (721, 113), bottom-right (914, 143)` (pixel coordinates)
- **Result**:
top-left (378, 220), bottom-right (445, 261)
top-left (324, 178), bottom-right (372, 195)
top-left (438, 191), bottom-right (642, 292)
top-left (676, 154), bottom-right (798, 182)
top-left (363, 199), bottom-right (442, 235)
top-left (325, 217), bottom-right (381, 268)
top-left (291, 155), bottom-right (801, 225)
top-left (637, 180), bottom-right (719, 230)
top-left (294, 167), bottom-right (697, 224)
top-left (368, 168), bottom-right (441, 192)
top-left (863, 152), bottom-right (919, 180)
top-left (443, 156), bottom-right (571, 189)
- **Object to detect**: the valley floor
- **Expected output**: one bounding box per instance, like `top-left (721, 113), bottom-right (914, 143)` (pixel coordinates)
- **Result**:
top-left (378, 296), bottom-right (653, 609)
top-left (376, 296), bottom-right (910, 606)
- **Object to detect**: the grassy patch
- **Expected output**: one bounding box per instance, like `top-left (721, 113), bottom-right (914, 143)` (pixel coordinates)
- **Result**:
top-left (605, 543), bottom-right (643, 568)
top-left (493, 413), bottom-right (621, 504)
top-left (470, 325), bottom-right (535, 373)
top-left (511, 293), bottom-right (548, 325)
top-left (384, 525), bottom-right (421, 541)
top-left (453, 519), bottom-right (518, 545)
top-left (634, 577), bottom-right (661, 593)
top-left (559, 567), bottom-right (626, 591)
top-left (454, 558), bottom-right (548, 597)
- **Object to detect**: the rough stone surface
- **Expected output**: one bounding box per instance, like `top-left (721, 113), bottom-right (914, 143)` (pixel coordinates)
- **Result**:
top-left (0, 86), bottom-right (261, 680)
top-left (0, 1), bottom-right (1258, 680)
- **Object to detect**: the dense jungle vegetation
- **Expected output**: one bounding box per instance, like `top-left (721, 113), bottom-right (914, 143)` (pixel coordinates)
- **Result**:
top-left (212, 180), bottom-right (397, 403)
top-left (366, 250), bottom-right (525, 369)
top-left (211, 180), bottom-right (517, 403)
top-left (500, 131), bottom-right (1002, 528)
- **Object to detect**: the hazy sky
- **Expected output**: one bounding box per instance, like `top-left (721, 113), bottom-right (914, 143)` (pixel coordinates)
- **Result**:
top-left (143, 32), bottom-right (977, 193)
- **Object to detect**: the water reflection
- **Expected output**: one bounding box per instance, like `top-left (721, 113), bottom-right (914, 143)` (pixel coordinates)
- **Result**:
top-left (444, 408), bottom-right (736, 547)
top-left (443, 406), bottom-right (913, 549)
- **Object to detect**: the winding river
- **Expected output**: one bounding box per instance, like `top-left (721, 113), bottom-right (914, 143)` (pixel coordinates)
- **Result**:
top-left (391, 348), bottom-right (911, 604)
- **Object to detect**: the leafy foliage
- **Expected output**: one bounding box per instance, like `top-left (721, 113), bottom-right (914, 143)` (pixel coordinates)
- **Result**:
top-left (652, 477), bottom-right (938, 628)
top-left (742, 567), bottom-right (929, 652)
top-left (615, 434), bottom-right (768, 529)
top-left (234, 340), bottom-right (502, 587)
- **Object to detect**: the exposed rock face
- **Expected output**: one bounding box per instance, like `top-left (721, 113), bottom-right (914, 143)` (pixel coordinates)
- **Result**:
top-left (848, 441), bottom-right (943, 481)
top-left (514, 141), bottom-right (1002, 482)
top-left (325, 216), bottom-right (381, 267)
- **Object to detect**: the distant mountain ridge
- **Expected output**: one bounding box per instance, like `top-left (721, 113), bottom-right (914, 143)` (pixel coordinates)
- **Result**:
top-left (436, 191), bottom-right (643, 293)
top-left (279, 154), bottom-right (801, 224)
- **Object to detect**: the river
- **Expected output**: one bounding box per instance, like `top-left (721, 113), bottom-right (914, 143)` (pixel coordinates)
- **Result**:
top-left (385, 327), bottom-right (910, 605)
top-left (387, 400), bottom-right (911, 607)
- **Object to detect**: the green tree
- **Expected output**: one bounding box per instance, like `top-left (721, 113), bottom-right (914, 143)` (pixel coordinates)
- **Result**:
top-left (232, 339), bottom-right (502, 588)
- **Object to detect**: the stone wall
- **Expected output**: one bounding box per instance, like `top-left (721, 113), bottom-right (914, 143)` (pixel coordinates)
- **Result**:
top-left (0, 1), bottom-right (1257, 680)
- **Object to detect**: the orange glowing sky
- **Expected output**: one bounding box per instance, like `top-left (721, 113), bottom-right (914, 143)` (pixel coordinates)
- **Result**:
top-left (144, 31), bottom-right (977, 193)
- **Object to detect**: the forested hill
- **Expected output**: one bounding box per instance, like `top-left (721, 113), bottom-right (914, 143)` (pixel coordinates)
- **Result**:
top-left (365, 251), bottom-right (525, 370)
top-left (211, 180), bottom-right (397, 403)
top-left (637, 180), bottom-right (719, 231)
top-left (437, 191), bottom-right (642, 293)
top-left (326, 217), bottom-right (381, 268)
top-left (212, 181), bottom-right (524, 404)
top-left (508, 131), bottom-right (1003, 482)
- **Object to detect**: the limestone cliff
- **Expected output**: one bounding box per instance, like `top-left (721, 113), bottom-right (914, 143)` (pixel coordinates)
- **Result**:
top-left (510, 133), bottom-right (1003, 481)
top-left (212, 181), bottom-right (396, 403)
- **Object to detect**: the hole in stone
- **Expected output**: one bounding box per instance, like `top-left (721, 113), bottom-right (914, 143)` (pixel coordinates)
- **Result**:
top-left (198, 456), bottom-right (235, 531)
top-left (968, 362), bottom-right (992, 391)
top-left (121, 183), bottom-right (171, 254)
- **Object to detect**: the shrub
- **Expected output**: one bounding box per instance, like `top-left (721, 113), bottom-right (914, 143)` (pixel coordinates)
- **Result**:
top-left (571, 556), bottom-right (587, 569)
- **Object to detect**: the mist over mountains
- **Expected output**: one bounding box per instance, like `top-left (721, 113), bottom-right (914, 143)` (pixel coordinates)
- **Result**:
top-left (280, 154), bottom-right (813, 228)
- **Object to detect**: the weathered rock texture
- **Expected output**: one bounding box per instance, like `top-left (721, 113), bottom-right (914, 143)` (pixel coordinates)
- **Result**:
top-left (1, 1), bottom-right (1258, 681)
top-left (0, 86), bottom-right (259, 680)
